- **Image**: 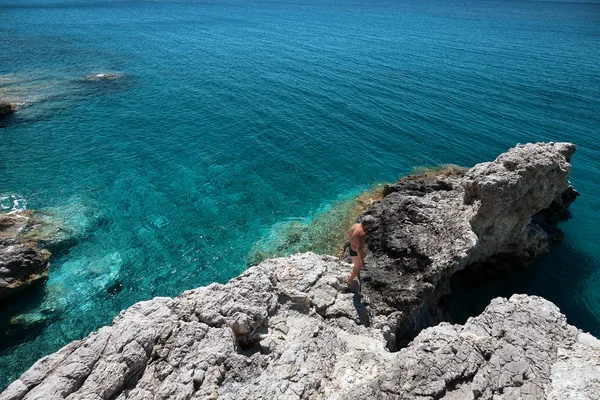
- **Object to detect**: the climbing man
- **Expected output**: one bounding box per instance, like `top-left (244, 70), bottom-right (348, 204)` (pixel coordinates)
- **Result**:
top-left (346, 215), bottom-right (376, 288)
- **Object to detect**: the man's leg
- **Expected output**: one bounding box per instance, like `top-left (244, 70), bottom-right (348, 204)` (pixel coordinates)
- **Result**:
top-left (347, 256), bottom-right (362, 285)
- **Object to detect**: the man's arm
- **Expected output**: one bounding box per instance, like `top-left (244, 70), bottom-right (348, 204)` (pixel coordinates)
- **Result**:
top-left (357, 248), bottom-right (366, 267)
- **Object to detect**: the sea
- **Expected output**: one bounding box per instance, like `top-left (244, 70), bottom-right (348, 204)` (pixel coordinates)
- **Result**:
top-left (1, 0), bottom-right (599, 390)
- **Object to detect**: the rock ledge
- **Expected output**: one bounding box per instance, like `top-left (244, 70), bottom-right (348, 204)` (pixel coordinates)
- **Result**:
top-left (2, 253), bottom-right (598, 400)
top-left (2, 142), bottom-right (598, 400)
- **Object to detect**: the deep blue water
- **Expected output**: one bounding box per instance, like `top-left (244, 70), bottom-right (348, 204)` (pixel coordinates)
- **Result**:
top-left (1, 0), bottom-right (599, 390)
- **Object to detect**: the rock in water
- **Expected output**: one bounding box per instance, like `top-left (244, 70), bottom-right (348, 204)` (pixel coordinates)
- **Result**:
top-left (360, 142), bottom-right (579, 349)
top-left (2, 143), bottom-right (597, 400)
top-left (0, 204), bottom-right (93, 303)
top-left (0, 214), bottom-right (50, 302)
top-left (0, 102), bottom-right (15, 120)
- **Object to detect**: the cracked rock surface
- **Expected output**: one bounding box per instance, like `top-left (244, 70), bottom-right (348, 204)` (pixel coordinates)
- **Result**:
top-left (359, 142), bottom-right (579, 348)
top-left (2, 142), bottom-right (598, 399)
top-left (2, 254), bottom-right (598, 400)
top-left (0, 213), bottom-right (50, 301)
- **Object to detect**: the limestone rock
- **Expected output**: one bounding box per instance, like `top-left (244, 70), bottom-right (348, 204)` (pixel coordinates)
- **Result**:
top-left (0, 206), bottom-right (90, 303)
top-left (359, 142), bottom-right (579, 349)
top-left (84, 73), bottom-right (121, 81)
top-left (0, 214), bottom-right (50, 301)
top-left (2, 253), bottom-right (598, 400)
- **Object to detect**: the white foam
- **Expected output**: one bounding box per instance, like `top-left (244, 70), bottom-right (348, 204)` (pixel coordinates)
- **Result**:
top-left (0, 194), bottom-right (27, 212)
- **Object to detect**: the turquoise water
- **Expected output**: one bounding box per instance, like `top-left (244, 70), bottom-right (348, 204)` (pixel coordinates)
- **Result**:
top-left (1, 0), bottom-right (599, 389)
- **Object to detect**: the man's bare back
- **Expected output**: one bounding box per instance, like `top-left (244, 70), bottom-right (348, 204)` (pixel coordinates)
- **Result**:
top-left (348, 223), bottom-right (365, 254)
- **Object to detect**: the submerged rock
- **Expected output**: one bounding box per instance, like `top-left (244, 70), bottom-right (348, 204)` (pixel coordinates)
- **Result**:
top-left (0, 214), bottom-right (50, 302)
top-left (0, 201), bottom-right (108, 333)
top-left (2, 143), bottom-right (596, 399)
top-left (0, 102), bottom-right (16, 120)
top-left (19, 206), bottom-right (99, 253)
top-left (84, 73), bottom-right (121, 81)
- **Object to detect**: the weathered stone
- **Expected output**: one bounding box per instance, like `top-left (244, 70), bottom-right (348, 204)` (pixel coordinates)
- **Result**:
top-left (359, 142), bottom-right (579, 348)
top-left (0, 213), bottom-right (51, 301)
top-left (2, 143), bottom-right (598, 399)
top-left (0, 206), bottom-right (91, 306)
top-left (2, 253), bottom-right (598, 400)
top-left (0, 239), bottom-right (50, 301)
top-left (84, 73), bottom-right (121, 81)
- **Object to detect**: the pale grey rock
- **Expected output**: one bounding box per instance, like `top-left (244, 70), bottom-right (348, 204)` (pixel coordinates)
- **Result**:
top-left (359, 142), bottom-right (579, 348)
top-left (463, 142), bottom-right (576, 262)
top-left (2, 143), bottom-right (597, 399)
top-left (547, 331), bottom-right (600, 400)
top-left (84, 73), bottom-right (121, 81)
top-left (2, 254), bottom-right (598, 400)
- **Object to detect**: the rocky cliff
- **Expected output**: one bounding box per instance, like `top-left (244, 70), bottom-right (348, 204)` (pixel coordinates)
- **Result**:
top-left (2, 142), bottom-right (598, 400)
top-left (358, 142), bottom-right (579, 349)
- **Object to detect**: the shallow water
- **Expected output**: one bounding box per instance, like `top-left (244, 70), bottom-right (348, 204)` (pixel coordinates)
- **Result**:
top-left (1, 0), bottom-right (599, 390)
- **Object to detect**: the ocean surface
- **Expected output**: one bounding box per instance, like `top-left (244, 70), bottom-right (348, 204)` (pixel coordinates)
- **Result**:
top-left (1, 0), bottom-right (599, 390)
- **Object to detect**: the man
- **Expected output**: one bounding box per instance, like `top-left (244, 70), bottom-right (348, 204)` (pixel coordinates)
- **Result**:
top-left (346, 215), bottom-right (376, 287)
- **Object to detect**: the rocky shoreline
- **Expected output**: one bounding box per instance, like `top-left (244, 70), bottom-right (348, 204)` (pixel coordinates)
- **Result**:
top-left (1, 142), bottom-right (599, 399)
top-left (0, 203), bottom-right (99, 305)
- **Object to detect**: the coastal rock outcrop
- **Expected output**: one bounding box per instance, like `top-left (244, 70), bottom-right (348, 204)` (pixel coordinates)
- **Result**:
top-left (359, 142), bottom-right (578, 348)
top-left (0, 203), bottom-right (97, 303)
top-left (2, 142), bottom-right (595, 399)
top-left (0, 213), bottom-right (50, 301)
top-left (2, 253), bottom-right (598, 400)
top-left (0, 102), bottom-right (15, 120)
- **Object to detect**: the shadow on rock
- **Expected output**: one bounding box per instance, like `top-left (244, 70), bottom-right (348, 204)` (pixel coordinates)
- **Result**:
top-left (353, 291), bottom-right (371, 328)
top-left (441, 240), bottom-right (600, 338)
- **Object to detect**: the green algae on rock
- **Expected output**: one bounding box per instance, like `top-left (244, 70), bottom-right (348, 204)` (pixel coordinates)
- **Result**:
top-left (247, 185), bottom-right (384, 266)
